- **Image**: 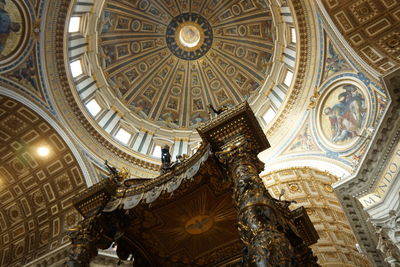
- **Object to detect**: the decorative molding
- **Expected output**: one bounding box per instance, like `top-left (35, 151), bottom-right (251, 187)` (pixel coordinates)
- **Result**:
top-left (334, 69), bottom-right (400, 266)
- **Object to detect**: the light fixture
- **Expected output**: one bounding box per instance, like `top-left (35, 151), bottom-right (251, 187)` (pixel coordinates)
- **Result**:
top-left (37, 146), bottom-right (50, 157)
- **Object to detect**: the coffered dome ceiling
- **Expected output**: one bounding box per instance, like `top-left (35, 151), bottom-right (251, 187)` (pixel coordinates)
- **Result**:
top-left (96, 0), bottom-right (275, 129)
top-left (62, 0), bottom-right (302, 168)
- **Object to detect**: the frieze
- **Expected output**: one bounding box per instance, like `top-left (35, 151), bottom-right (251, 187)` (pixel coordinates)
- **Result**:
top-left (359, 140), bottom-right (400, 207)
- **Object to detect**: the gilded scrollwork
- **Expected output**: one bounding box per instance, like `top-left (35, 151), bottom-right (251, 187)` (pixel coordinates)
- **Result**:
top-left (68, 102), bottom-right (319, 266)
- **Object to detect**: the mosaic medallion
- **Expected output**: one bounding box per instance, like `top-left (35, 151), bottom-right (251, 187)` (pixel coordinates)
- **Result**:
top-left (317, 82), bottom-right (370, 151)
top-left (0, 0), bottom-right (31, 70)
top-left (166, 13), bottom-right (213, 60)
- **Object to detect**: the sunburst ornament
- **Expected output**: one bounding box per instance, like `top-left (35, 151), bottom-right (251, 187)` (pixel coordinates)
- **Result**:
top-left (185, 215), bottom-right (214, 235)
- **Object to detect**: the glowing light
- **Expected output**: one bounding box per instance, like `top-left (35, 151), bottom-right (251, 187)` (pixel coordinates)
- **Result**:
top-left (37, 146), bottom-right (50, 157)
top-left (86, 99), bottom-right (102, 116)
top-left (115, 128), bottom-right (131, 144)
top-left (68, 17), bottom-right (81, 33)
top-left (290, 27), bottom-right (297, 43)
top-left (179, 25), bottom-right (201, 48)
top-left (152, 145), bottom-right (162, 158)
top-left (284, 70), bottom-right (293, 87)
top-left (263, 108), bottom-right (276, 124)
top-left (70, 60), bottom-right (83, 78)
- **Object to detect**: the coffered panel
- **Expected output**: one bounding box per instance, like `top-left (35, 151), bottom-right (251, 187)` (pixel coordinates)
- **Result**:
top-left (0, 96), bottom-right (86, 266)
top-left (321, 0), bottom-right (400, 73)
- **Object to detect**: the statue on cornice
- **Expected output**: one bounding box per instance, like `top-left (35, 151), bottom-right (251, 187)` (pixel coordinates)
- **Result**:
top-left (160, 145), bottom-right (172, 174)
top-left (374, 223), bottom-right (400, 266)
top-left (104, 160), bottom-right (130, 183)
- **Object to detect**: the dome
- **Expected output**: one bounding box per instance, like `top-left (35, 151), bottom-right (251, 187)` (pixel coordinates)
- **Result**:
top-left (96, 1), bottom-right (276, 130)
top-left (65, 0), bottom-right (299, 158)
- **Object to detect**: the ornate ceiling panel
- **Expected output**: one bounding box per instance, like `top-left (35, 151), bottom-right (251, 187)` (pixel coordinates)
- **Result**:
top-left (137, 185), bottom-right (239, 263)
top-left (320, 0), bottom-right (400, 73)
top-left (98, 0), bottom-right (274, 129)
top-left (0, 96), bottom-right (85, 266)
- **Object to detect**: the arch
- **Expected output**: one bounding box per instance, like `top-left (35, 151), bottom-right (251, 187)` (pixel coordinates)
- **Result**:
top-left (0, 86), bottom-right (93, 186)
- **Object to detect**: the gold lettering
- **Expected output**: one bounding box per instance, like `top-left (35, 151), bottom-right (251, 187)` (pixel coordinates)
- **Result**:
top-left (362, 196), bottom-right (376, 206)
top-left (384, 172), bottom-right (393, 183)
top-left (389, 163), bottom-right (398, 173)
top-left (378, 183), bottom-right (388, 194)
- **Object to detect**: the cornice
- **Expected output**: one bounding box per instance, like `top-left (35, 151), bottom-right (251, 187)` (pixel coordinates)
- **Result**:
top-left (336, 194), bottom-right (387, 266)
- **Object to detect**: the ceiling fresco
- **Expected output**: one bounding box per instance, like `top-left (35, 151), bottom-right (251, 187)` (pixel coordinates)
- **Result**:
top-left (61, 0), bottom-right (301, 166)
top-left (318, 83), bottom-right (368, 150)
top-left (323, 41), bottom-right (353, 81)
top-left (266, 31), bottom-right (389, 178)
top-left (97, 0), bottom-right (275, 129)
top-left (0, 96), bottom-right (85, 266)
top-left (0, 0), bottom-right (23, 60)
top-left (284, 121), bottom-right (320, 154)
